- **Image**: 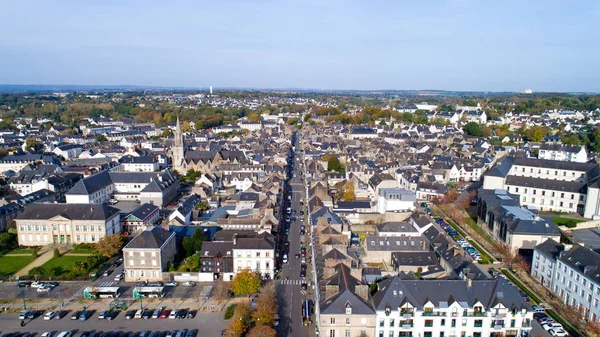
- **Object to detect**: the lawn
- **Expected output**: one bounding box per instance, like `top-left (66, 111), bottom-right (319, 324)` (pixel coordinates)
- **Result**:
top-left (552, 216), bottom-right (585, 228)
top-left (41, 255), bottom-right (89, 276)
top-left (68, 248), bottom-right (97, 255)
top-left (0, 256), bottom-right (35, 277)
top-left (3, 249), bottom-right (34, 256)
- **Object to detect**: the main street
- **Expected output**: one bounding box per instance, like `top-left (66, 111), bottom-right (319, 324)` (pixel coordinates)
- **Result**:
top-left (276, 132), bottom-right (313, 337)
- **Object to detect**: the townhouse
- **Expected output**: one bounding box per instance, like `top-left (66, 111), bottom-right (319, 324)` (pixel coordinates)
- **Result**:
top-left (123, 226), bottom-right (177, 282)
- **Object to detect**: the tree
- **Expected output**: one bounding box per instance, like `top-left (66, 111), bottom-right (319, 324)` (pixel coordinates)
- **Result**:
top-left (31, 249), bottom-right (38, 258)
top-left (225, 303), bottom-right (252, 337)
top-left (212, 277), bottom-right (231, 302)
top-left (96, 234), bottom-right (126, 258)
top-left (247, 113), bottom-right (261, 123)
top-left (28, 266), bottom-right (45, 279)
top-left (182, 228), bottom-right (206, 257)
top-left (246, 326), bottom-right (276, 337)
top-left (340, 182), bottom-right (355, 202)
top-left (181, 121), bottom-right (192, 132)
top-left (53, 248), bottom-right (60, 258)
top-left (25, 138), bottom-right (43, 151)
top-left (252, 283), bottom-right (278, 326)
top-left (96, 134), bottom-right (108, 142)
top-left (230, 269), bottom-right (262, 296)
top-left (162, 129), bottom-right (173, 137)
top-left (0, 232), bottom-right (16, 246)
top-left (443, 188), bottom-right (459, 204)
top-left (463, 122), bottom-right (484, 137)
top-left (327, 156), bottom-right (345, 174)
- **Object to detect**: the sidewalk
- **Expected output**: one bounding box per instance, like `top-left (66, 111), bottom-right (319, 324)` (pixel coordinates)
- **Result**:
top-left (16, 249), bottom-right (53, 277)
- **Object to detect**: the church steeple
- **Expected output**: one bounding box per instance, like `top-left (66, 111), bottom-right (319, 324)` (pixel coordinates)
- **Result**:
top-left (175, 115), bottom-right (183, 147)
top-left (171, 115), bottom-right (185, 173)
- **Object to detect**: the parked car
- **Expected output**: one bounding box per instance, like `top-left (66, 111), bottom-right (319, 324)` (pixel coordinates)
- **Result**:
top-left (152, 309), bottom-right (161, 319)
top-left (105, 310), bottom-right (118, 320)
top-left (125, 310), bottom-right (136, 319)
top-left (41, 332), bottom-right (53, 337)
top-left (300, 270), bottom-right (306, 277)
top-left (542, 323), bottom-right (563, 331)
top-left (44, 311), bottom-right (57, 320)
top-left (185, 330), bottom-right (197, 337)
top-left (71, 311), bottom-right (81, 320)
top-left (143, 310), bottom-right (153, 319)
top-left (169, 310), bottom-right (178, 319)
top-left (182, 281), bottom-right (195, 287)
top-left (187, 310), bottom-right (197, 319)
top-left (17, 281), bottom-right (32, 288)
top-left (549, 329), bottom-right (568, 337)
top-left (539, 317), bottom-right (555, 324)
top-left (31, 281), bottom-right (44, 288)
top-left (19, 311), bottom-right (28, 320)
top-left (79, 310), bottom-right (91, 321)
top-left (98, 311), bottom-right (108, 319)
top-left (165, 281), bottom-right (179, 287)
top-left (532, 305), bottom-right (545, 312)
top-left (160, 310), bottom-right (171, 319)
top-left (177, 309), bottom-right (188, 319)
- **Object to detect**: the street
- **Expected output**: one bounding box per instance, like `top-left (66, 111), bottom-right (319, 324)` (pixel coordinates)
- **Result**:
top-left (275, 132), bottom-right (313, 337)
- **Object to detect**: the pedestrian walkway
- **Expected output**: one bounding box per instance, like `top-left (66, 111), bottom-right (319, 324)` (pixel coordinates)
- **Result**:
top-left (15, 249), bottom-right (53, 277)
top-left (98, 281), bottom-right (118, 287)
top-left (279, 279), bottom-right (304, 285)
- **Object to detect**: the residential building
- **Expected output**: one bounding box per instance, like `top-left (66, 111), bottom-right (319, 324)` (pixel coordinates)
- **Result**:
top-left (121, 203), bottom-right (160, 234)
top-left (372, 276), bottom-right (533, 337)
top-left (232, 232), bottom-right (276, 279)
top-left (538, 144), bottom-right (588, 163)
top-left (123, 226), bottom-right (177, 282)
top-left (119, 155), bottom-right (159, 172)
top-left (531, 239), bottom-right (563, 289)
top-left (377, 188), bottom-right (416, 214)
top-left (15, 203), bottom-right (120, 246)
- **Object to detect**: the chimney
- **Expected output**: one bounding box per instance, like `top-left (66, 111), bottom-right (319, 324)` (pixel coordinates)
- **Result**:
top-left (350, 267), bottom-right (362, 281)
top-left (233, 233), bottom-right (238, 246)
top-left (354, 284), bottom-right (370, 302)
top-left (325, 285), bottom-right (338, 301)
top-left (467, 277), bottom-right (472, 288)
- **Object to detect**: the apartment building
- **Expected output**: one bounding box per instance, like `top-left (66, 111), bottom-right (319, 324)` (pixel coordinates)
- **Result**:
top-left (531, 239), bottom-right (563, 289)
top-left (15, 203), bottom-right (120, 246)
top-left (372, 276), bottom-right (533, 337)
top-left (483, 156), bottom-right (600, 217)
top-left (119, 155), bottom-right (159, 172)
top-left (232, 232), bottom-right (276, 279)
top-left (377, 188), bottom-right (416, 214)
top-left (538, 144), bottom-right (588, 163)
top-left (123, 226), bottom-right (177, 282)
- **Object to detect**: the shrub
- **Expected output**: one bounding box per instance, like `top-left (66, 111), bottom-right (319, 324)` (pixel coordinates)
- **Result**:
top-left (53, 248), bottom-right (60, 258)
top-left (224, 304), bottom-right (237, 320)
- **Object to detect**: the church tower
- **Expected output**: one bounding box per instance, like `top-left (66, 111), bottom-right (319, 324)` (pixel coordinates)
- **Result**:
top-left (171, 116), bottom-right (185, 173)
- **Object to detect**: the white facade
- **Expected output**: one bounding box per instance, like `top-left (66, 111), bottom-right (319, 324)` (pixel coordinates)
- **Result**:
top-left (538, 146), bottom-right (588, 163)
top-left (121, 162), bottom-right (159, 172)
top-left (377, 188), bottom-right (416, 214)
top-left (232, 247), bottom-right (275, 279)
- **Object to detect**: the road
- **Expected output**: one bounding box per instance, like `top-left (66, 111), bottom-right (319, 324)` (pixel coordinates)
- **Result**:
top-left (0, 311), bottom-right (227, 336)
top-left (276, 132), bottom-right (312, 337)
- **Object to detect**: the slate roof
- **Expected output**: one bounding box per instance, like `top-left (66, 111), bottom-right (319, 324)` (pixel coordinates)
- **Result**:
top-left (16, 203), bottom-right (119, 221)
top-left (127, 203), bottom-right (159, 221)
top-left (540, 144), bottom-right (584, 153)
top-left (391, 251), bottom-right (438, 266)
top-left (124, 226), bottom-right (174, 250)
top-left (558, 245), bottom-right (600, 284)
top-left (533, 238), bottom-right (564, 260)
top-left (376, 221), bottom-right (418, 234)
top-left (505, 175), bottom-right (587, 193)
top-left (365, 236), bottom-right (426, 252)
top-left (233, 232), bottom-right (275, 250)
top-left (513, 157), bottom-right (594, 172)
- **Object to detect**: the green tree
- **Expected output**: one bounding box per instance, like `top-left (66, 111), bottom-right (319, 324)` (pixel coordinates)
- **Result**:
top-left (0, 232), bottom-right (16, 246)
top-left (230, 269), bottom-right (262, 296)
top-left (463, 122), bottom-right (484, 137)
top-left (327, 156), bottom-right (345, 174)
top-left (96, 134), bottom-right (108, 142)
top-left (95, 234), bottom-right (126, 258)
top-left (182, 228), bottom-right (206, 257)
top-left (25, 139), bottom-right (43, 151)
top-left (28, 266), bottom-right (46, 278)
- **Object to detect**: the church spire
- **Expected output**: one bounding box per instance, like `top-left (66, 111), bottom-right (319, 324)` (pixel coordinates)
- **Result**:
top-left (175, 115), bottom-right (182, 146)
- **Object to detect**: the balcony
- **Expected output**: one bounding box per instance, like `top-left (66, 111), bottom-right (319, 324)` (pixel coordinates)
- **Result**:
top-left (491, 323), bottom-right (505, 330)
top-left (401, 312), bottom-right (414, 318)
top-left (466, 312), bottom-right (488, 317)
top-left (400, 322), bottom-right (414, 329)
top-left (422, 312), bottom-right (446, 316)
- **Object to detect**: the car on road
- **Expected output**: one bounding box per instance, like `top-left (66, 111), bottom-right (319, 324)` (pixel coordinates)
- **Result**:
top-left (182, 281), bottom-right (195, 286)
top-left (295, 253), bottom-right (300, 259)
top-left (108, 199), bottom-right (118, 205)
top-left (549, 329), bottom-right (568, 337)
top-left (103, 269), bottom-right (112, 277)
top-left (71, 311), bottom-right (81, 320)
top-left (44, 311), bottom-right (56, 320)
top-left (542, 323), bottom-right (563, 331)
top-left (282, 254), bottom-right (288, 263)
top-left (125, 310), bottom-right (136, 319)
top-left (301, 263), bottom-right (307, 271)
top-left (300, 270), bottom-right (306, 277)
top-left (166, 281), bottom-right (179, 287)
top-left (160, 310), bottom-right (171, 319)
top-left (301, 283), bottom-right (308, 290)
top-left (284, 240), bottom-right (289, 246)
top-left (114, 273), bottom-right (124, 281)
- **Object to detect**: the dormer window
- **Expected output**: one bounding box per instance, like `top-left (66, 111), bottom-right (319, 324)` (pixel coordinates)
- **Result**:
top-left (346, 304), bottom-right (352, 315)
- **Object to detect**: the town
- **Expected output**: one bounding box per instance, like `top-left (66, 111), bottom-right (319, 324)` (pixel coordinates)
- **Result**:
top-left (0, 90), bottom-right (599, 337)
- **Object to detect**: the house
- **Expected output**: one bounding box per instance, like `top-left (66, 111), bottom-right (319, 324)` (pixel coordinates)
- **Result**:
top-left (372, 276), bottom-right (533, 337)
top-left (168, 194), bottom-right (200, 226)
top-left (368, 173), bottom-right (397, 198)
top-left (349, 127), bottom-right (378, 139)
top-left (123, 226), bottom-right (177, 282)
top-left (52, 144), bottom-right (83, 160)
top-left (200, 240), bottom-right (234, 281)
top-left (377, 188), bottom-right (416, 214)
top-left (376, 222), bottom-right (421, 237)
top-left (538, 144), bottom-right (588, 163)
top-left (15, 203), bottom-right (120, 246)
top-left (119, 155), bottom-right (159, 172)
top-left (530, 238), bottom-right (563, 289)
top-left (121, 203), bottom-right (160, 234)
top-left (362, 235), bottom-right (428, 264)
top-left (232, 232), bottom-right (276, 279)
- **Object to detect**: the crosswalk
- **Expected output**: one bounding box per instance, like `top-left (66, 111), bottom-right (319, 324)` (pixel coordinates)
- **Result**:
top-left (279, 279), bottom-right (304, 285)
top-left (98, 281), bottom-right (117, 287)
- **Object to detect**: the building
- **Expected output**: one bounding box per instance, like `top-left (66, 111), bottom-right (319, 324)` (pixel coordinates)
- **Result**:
top-left (320, 264), bottom-right (376, 337)
top-left (121, 203), bottom-right (160, 234)
top-left (170, 116), bottom-right (186, 173)
top-left (483, 156), bottom-right (600, 217)
top-left (538, 144), bottom-right (588, 163)
top-left (15, 203), bottom-right (120, 246)
top-left (377, 188), bottom-right (416, 214)
top-left (200, 241), bottom-right (234, 281)
top-left (475, 189), bottom-right (561, 253)
top-left (52, 144), bottom-right (83, 160)
top-left (372, 276), bottom-right (533, 337)
top-left (65, 169), bottom-right (180, 207)
top-left (119, 155), bottom-right (159, 172)
top-left (232, 232), bottom-right (276, 279)
top-left (531, 238), bottom-right (563, 289)
top-left (123, 226), bottom-right (177, 282)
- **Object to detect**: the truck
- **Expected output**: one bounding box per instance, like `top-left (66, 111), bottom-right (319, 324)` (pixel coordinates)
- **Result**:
top-left (302, 300), bottom-right (312, 326)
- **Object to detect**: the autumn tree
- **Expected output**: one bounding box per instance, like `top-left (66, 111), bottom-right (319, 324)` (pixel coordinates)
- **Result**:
top-left (340, 182), bottom-right (355, 202)
top-left (230, 269), bottom-right (262, 296)
top-left (181, 121), bottom-right (192, 132)
top-left (96, 234), bottom-right (126, 258)
top-left (212, 277), bottom-right (231, 302)
top-left (246, 325), bottom-right (277, 337)
top-left (443, 188), bottom-right (459, 204)
top-left (252, 283), bottom-right (278, 326)
top-left (247, 113), bottom-right (261, 123)
top-left (225, 303), bottom-right (252, 337)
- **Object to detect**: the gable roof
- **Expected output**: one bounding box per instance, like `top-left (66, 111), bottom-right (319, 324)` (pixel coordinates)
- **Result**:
top-left (124, 226), bottom-right (174, 250)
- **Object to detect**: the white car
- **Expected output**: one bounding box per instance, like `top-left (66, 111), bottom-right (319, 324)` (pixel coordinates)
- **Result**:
top-left (114, 273), bottom-right (124, 281)
top-left (169, 310), bottom-right (178, 319)
top-left (44, 311), bottom-right (56, 320)
top-left (41, 332), bottom-right (53, 337)
top-left (182, 281), bottom-right (195, 286)
top-left (165, 281), bottom-right (179, 287)
top-left (542, 323), bottom-right (563, 331)
top-left (37, 286), bottom-right (51, 293)
top-left (31, 281), bottom-right (44, 288)
top-left (549, 329), bottom-right (568, 337)
top-left (532, 305), bottom-right (545, 312)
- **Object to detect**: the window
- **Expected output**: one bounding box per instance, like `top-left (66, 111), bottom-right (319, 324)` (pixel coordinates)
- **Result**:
top-left (561, 193), bottom-right (565, 198)
top-left (331, 318), bottom-right (336, 325)
top-left (572, 194), bottom-right (575, 200)
top-left (389, 318), bottom-right (394, 327)
top-left (424, 333), bottom-right (432, 337)
top-left (152, 252), bottom-right (156, 257)
top-left (75, 226), bottom-right (80, 231)
top-left (425, 320), bottom-right (433, 327)
top-left (379, 319), bottom-right (384, 327)
top-left (441, 319), bottom-right (445, 326)
top-left (346, 318), bottom-right (350, 325)
top-left (345, 331), bottom-right (350, 337)
top-left (451, 319), bottom-right (456, 327)
top-left (533, 189), bottom-right (536, 195)
top-left (542, 191), bottom-right (546, 196)
top-left (329, 330), bottom-right (336, 337)
top-left (256, 252), bottom-right (261, 257)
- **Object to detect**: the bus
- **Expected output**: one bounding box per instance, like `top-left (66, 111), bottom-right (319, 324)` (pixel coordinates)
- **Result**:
top-left (83, 287), bottom-right (120, 299)
top-left (302, 300), bottom-right (312, 326)
top-left (132, 286), bottom-right (165, 299)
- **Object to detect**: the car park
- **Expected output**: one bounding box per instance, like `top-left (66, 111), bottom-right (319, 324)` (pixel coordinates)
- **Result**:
top-left (54, 310), bottom-right (67, 319)
top-left (26, 310), bottom-right (42, 319)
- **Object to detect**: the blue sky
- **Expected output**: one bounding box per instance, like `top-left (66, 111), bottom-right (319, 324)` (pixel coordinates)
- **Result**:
top-left (1, 0), bottom-right (599, 92)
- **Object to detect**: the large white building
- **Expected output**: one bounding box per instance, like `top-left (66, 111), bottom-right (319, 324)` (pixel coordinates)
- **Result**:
top-left (232, 232), bottom-right (276, 279)
top-left (377, 188), bottom-right (416, 214)
top-left (372, 276), bottom-right (533, 337)
top-left (483, 156), bottom-right (599, 217)
top-left (15, 203), bottom-right (120, 246)
top-left (538, 144), bottom-right (588, 163)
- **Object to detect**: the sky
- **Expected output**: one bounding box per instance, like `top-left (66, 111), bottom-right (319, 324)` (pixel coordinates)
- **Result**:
top-left (1, 0), bottom-right (599, 92)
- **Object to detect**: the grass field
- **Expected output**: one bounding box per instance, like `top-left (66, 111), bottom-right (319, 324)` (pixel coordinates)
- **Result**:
top-left (68, 248), bottom-right (97, 255)
top-left (0, 256), bottom-right (36, 277)
top-left (41, 255), bottom-right (89, 276)
top-left (3, 249), bottom-right (35, 255)
top-left (552, 216), bottom-right (585, 228)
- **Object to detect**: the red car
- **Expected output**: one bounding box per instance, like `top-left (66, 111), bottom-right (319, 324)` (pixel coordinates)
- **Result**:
top-left (160, 310), bottom-right (171, 319)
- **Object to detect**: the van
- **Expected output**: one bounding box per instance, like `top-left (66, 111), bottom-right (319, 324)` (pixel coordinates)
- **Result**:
top-left (134, 309), bottom-right (143, 319)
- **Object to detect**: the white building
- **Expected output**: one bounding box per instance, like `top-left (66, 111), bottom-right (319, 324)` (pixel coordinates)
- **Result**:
top-left (123, 226), bottom-right (177, 282)
top-left (372, 276), bottom-right (533, 337)
top-left (15, 203), bottom-right (120, 246)
top-left (538, 144), bottom-right (588, 163)
top-left (232, 232), bottom-right (276, 279)
top-left (531, 239), bottom-right (563, 289)
top-left (119, 155), bottom-right (159, 172)
top-left (377, 188), bottom-right (416, 214)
